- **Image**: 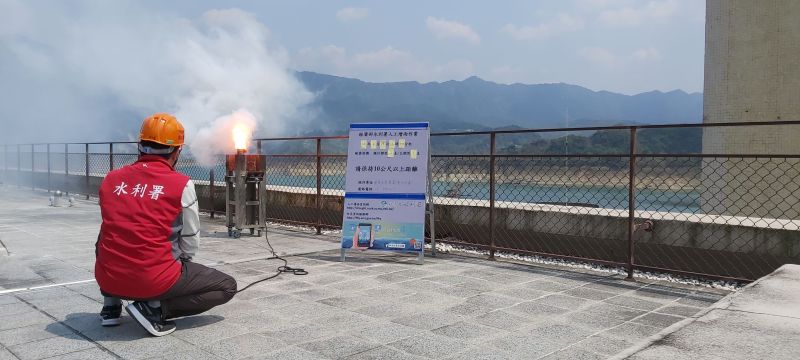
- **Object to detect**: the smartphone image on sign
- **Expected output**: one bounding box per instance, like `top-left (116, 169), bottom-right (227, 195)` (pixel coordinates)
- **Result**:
top-left (357, 223), bottom-right (372, 248)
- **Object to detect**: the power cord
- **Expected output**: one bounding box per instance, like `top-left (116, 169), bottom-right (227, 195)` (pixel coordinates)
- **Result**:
top-left (236, 226), bottom-right (307, 293)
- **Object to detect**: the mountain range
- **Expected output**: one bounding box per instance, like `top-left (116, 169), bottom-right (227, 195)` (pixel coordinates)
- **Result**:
top-left (296, 71), bottom-right (703, 134)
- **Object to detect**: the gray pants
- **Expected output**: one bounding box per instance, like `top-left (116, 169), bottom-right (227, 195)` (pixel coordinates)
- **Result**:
top-left (103, 261), bottom-right (237, 319)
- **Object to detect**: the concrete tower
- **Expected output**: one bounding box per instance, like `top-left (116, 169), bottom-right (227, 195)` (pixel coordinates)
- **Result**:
top-left (702, 0), bottom-right (800, 219)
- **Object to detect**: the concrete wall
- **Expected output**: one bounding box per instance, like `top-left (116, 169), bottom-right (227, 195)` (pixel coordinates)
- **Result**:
top-left (702, 0), bottom-right (800, 218)
top-left (240, 184), bottom-right (799, 279)
top-left (6, 169), bottom-right (797, 279)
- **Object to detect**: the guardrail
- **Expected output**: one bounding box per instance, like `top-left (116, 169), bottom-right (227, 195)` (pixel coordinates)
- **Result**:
top-left (3, 121), bottom-right (799, 282)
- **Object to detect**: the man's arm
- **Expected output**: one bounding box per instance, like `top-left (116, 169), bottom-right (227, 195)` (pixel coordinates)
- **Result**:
top-left (178, 179), bottom-right (200, 260)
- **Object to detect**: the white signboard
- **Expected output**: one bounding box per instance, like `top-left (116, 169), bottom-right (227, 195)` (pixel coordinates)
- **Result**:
top-left (341, 122), bottom-right (430, 253)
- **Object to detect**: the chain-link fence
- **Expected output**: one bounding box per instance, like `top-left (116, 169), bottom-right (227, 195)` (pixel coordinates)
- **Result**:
top-left (3, 122), bottom-right (799, 282)
top-left (252, 137), bottom-right (348, 231)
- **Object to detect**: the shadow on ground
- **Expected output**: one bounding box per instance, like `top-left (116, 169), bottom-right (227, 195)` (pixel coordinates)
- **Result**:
top-left (48, 313), bottom-right (225, 341)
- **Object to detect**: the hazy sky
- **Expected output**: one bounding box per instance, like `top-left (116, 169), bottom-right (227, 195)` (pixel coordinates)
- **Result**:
top-left (148, 0), bottom-right (706, 95)
top-left (0, 0), bottom-right (706, 144)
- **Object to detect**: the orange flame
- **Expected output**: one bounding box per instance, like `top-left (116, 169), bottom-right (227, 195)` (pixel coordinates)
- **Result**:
top-left (232, 123), bottom-right (251, 150)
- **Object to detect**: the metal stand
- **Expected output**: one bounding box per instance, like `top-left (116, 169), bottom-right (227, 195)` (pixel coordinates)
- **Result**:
top-left (225, 152), bottom-right (267, 238)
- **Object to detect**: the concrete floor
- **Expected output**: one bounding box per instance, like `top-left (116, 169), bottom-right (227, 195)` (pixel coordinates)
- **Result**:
top-left (0, 187), bottom-right (731, 359)
top-left (617, 264), bottom-right (800, 360)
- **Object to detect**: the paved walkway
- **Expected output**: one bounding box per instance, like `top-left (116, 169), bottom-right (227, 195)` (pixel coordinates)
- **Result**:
top-left (0, 187), bottom-right (729, 359)
top-left (616, 264), bottom-right (800, 360)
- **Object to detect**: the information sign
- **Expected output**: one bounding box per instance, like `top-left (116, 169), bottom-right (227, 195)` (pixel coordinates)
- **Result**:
top-left (341, 123), bottom-right (430, 255)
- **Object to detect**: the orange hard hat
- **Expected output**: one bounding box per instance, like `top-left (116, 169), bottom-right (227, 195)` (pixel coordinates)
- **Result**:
top-left (139, 113), bottom-right (184, 146)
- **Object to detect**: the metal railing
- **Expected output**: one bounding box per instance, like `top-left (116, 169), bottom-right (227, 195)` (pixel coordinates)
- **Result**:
top-left (3, 121), bottom-right (799, 282)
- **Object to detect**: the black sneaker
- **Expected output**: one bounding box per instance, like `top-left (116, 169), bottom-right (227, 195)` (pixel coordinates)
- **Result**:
top-left (125, 301), bottom-right (176, 336)
top-left (100, 305), bottom-right (122, 327)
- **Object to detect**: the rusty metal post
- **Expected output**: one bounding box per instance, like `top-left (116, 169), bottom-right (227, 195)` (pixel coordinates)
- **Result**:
top-left (315, 137), bottom-right (322, 235)
top-left (85, 143), bottom-right (90, 199)
top-left (46, 143), bottom-right (51, 193)
top-left (64, 144), bottom-right (69, 196)
top-left (3, 145), bottom-right (8, 186)
top-left (17, 144), bottom-right (21, 188)
top-left (626, 127), bottom-right (638, 280)
top-left (108, 143), bottom-right (114, 171)
top-left (30, 144), bottom-right (34, 190)
top-left (489, 132), bottom-right (497, 260)
top-left (427, 134), bottom-right (437, 257)
top-left (209, 167), bottom-right (216, 219)
top-left (3, 145), bottom-right (7, 185)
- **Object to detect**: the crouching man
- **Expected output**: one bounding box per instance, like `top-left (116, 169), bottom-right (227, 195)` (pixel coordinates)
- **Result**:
top-left (94, 113), bottom-right (237, 336)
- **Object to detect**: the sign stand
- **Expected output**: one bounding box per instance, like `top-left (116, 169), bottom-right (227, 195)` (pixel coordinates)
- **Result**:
top-left (340, 122), bottom-right (431, 265)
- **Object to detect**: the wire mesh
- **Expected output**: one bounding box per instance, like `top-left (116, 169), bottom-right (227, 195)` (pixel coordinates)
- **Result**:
top-left (263, 154), bottom-right (318, 226)
top-left (3, 122), bottom-right (799, 281)
top-left (112, 143), bottom-right (138, 170)
top-left (33, 144), bottom-right (47, 173)
top-left (494, 156), bottom-right (630, 264)
top-left (62, 145), bottom-right (81, 174)
top-left (87, 144), bottom-right (111, 176)
top-left (49, 145), bottom-right (65, 174)
top-left (175, 152), bottom-right (214, 181)
top-left (634, 156), bottom-right (800, 280)
top-left (319, 155), bottom-right (347, 228)
top-left (19, 145), bottom-right (32, 172)
top-left (431, 155), bottom-right (492, 248)
top-left (1, 146), bottom-right (8, 185)
top-left (431, 133), bottom-right (490, 155)
top-left (61, 144), bottom-right (77, 194)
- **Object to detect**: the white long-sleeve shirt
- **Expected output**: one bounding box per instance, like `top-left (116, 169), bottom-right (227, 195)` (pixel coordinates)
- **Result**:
top-left (172, 179), bottom-right (200, 260)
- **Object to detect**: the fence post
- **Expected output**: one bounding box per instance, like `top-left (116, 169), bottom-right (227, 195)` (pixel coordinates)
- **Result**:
top-left (85, 143), bottom-right (90, 199)
top-left (209, 167), bottom-right (215, 219)
top-left (316, 138), bottom-right (322, 235)
top-left (17, 144), bottom-right (21, 188)
top-left (30, 144), bottom-right (34, 191)
top-left (47, 144), bottom-right (51, 193)
top-left (108, 143), bottom-right (114, 171)
top-left (65, 144), bottom-right (69, 196)
top-left (3, 145), bottom-right (7, 185)
top-left (626, 127), bottom-right (638, 280)
top-left (256, 140), bottom-right (262, 154)
top-left (489, 132), bottom-right (497, 260)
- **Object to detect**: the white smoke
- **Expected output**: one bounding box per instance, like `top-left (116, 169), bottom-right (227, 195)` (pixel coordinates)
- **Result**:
top-left (0, 0), bottom-right (314, 166)
top-left (192, 109), bottom-right (257, 166)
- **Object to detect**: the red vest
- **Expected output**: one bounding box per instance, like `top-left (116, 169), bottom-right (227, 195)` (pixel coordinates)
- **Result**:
top-left (95, 155), bottom-right (190, 299)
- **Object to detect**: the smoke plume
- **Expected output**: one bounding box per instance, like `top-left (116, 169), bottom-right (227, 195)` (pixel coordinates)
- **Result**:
top-left (192, 109), bottom-right (257, 166)
top-left (0, 0), bottom-right (314, 166)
